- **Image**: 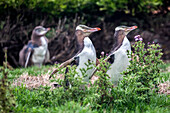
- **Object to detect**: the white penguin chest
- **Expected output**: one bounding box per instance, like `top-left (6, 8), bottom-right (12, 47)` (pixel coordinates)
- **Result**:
top-left (32, 37), bottom-right (48, 64)
top-left (75, 37), bottom-right (96, 82)
top-left (78, 37), bottom-right (96, 67)
top-left (106, 37), bottom-right (131, 84)
top-left (79, 46), bottom-right (96, 66)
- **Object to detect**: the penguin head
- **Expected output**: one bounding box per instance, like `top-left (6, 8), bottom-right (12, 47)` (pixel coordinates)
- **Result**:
top-left (75, 25), bottom-right (101, 37)
top-left (32, 26), bottom-right (50, 37)
top-left (115, 26), bottom-right (138, 36)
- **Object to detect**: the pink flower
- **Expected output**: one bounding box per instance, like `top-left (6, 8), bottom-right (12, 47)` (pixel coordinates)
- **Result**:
top-left (101, 51), bottom-right (104, 56)
top-left (134, 35), bottom-right (143, 42)
top-left (135, 38), bottom-right (139, 41)
top-left (134, 35), bottom-right (140, 39)
top-left (101, 51), bottom-right (105, 57)
top-left (139, 38), bottom-right (143, 41)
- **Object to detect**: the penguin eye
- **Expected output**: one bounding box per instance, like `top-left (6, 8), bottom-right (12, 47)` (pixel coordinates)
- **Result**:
top-left (81, 26), bottom-right (91, 30)
top-left (36, 28), bottom-right (42, 32)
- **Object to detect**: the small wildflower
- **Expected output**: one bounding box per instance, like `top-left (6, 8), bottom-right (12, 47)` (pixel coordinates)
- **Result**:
top-left (152, 41), bottom-right (155, 44)
top-left (135, 38), bottom-right (139, 41)
top-left (148, 42), bottom-right (150, 45)
top-left (101, 51), bottom-right (104, 56)
top-left (134, 35), bottom-right (143, 42)
top-left (106, 53), bottom-right (109, 56)
top-left (139, 38), bottom-right (143, 41)
top-left (134, 35), bottom-right (140, 39)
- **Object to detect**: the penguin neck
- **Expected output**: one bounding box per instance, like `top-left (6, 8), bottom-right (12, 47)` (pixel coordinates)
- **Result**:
top-left (110, 30), bottom-right (126, 54)
top-left (76, 35), bottom-right (86, 54)
top-left (31, 34), bottom-right (42, 46)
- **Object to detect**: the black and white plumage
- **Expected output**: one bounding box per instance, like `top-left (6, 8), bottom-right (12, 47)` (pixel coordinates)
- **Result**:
top-left (90, 26), bottom-right (137, 85)
top-left (19, 26), bottom-right (50, 67)
top-left (106, 26), bottom-right (138, 84)
top-left (51, 25), bottom-right (101, 82)
top-left (74, 36), bottom-right (96, 82)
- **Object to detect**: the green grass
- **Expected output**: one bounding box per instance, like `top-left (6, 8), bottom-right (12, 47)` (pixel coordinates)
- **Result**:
top-left (9, 65), bottom-right (53, 76)
top-left (0, 63), bottom-right (169, 113)
top-left (158, 63), bottom-right (170, 82)
top-left (14, 101), bottom-right (98, 113)
top-left (0, 65), bottom-right (55, 82)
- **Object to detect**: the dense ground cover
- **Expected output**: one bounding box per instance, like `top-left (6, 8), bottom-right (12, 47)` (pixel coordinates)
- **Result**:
top-left (0, 63), bottom-right (169, 113)
top-left (0, 40), bottom-right (169, 113)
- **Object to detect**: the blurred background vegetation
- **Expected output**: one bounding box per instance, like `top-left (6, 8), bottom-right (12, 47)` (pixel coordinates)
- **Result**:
top-left (0, 0), bottom-right (169, 67)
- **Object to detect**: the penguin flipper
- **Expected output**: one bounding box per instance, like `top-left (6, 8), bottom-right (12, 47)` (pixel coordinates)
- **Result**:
top-left (107, 54), bottom-right (115, 64)
top-left (19, 45), bottom-right (28, 67)
top-left (44, 49), bottom-right (50, 63)
top-left (71, 56), bottom-right (79, 66)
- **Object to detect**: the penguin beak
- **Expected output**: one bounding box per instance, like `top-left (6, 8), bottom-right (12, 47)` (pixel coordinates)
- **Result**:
top-left (86, 27), bottom-right (101, 32)
top-left (39, 28), bottom-right (50, 35)
top-left (126, 26), bottom-right (138, 31)
top-left (46, 28), bottom-right (51, 31)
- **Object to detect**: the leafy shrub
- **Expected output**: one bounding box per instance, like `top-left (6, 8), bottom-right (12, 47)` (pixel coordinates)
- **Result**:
top-left (0, 0), bottom-right (164, 16)
top-left (96, 0), bottom-right (163, 15)
top-left (0, 48), bottom-right (16, 112)
top-left (120, 35), bottom-right (163, 101)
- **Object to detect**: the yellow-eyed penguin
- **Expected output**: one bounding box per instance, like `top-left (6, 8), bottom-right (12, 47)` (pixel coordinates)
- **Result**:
top-left (91, 26), bottom-right (138, 85)
top-left (50, 25), bottom-right (101, 82)
top-left (19, 26), bottom-right (50, 67)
